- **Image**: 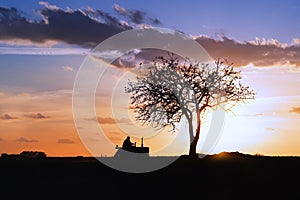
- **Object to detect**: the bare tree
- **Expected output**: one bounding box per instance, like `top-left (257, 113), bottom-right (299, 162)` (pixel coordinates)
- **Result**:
top-left (125, 56), bottom-right (255, 157)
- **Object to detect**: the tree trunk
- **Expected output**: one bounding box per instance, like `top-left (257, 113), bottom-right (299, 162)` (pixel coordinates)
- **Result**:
top-left (188, 110), bottom-right (201, 157)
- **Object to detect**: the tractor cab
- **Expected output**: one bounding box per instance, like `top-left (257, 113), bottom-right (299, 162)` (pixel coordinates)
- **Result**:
top-left (114, 137), bottom-right (149, 158)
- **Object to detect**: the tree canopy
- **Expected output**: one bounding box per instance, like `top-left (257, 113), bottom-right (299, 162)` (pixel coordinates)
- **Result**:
top-left (125, 56), bottom-right (255, 156)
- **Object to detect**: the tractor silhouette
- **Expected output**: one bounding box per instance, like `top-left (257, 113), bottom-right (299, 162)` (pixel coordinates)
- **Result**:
top-left (114, 137), bottom-right (149, 159)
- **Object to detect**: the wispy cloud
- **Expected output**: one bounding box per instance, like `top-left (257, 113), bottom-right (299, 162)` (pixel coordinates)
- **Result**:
top-left (0, 90), bottom-right (72, 118)
top-left (62, 66), bottom-right (74, 72)
top-left (0, 38), bottom-right (59, 47)
top-left (16, 137), bottom-right (38, 143)
top-left (289, 107), bottom-right (300, 114)
top-left (0, 47), bottom-right (90, 55)
top-left (57, 138), bottom-right (75, 144)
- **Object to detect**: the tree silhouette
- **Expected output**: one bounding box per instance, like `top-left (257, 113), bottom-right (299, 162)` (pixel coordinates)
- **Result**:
top-left (125, 56), bottom-right (255, 157)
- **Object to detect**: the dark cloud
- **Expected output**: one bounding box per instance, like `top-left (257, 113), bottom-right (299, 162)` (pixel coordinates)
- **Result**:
top-left (0, 138), bottom-right (3, 141)
top-left (0, 5), bottom-right (131, 47)
top-left (118, 36), bottom-right (300, 68)
top-left (149, 18), bottom-right (161, 25)
top-left (25, 113), bottom-right (50, 119)
top-left (0, 7), bottom-right (25, 21)
top-left (195, 36), bottom-right (300, 67)
top-left (290, 107), bottom-right (300, 114)
top-left (0, 3), bottom-right (162, 47)
top-left (16, 137), bottom-right (38, 143)
top-left (113, 4), bottom-right (162, 25)
top-left (0, 113), bottom-right (17, 120)
top-left (57, 138), bottom-right (75, 144)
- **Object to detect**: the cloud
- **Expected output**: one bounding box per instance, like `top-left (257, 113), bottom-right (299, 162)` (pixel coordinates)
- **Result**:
top-left (289, 107), bottom-right (300, 114)
top-left (0, 138), bottom-right (3, 142)
top-left (0, 47), bottom-right (90, 55)
top-left (293, 38), bottom-right (300, 45)
top-left (1, 4), bottom-right (297, 67)
top-left (113, 4), bottom-right (143, 24)
top-left (91, 50), bottom-right (123, 60)
top-left (0, 113), bottom-right (17, 120)
top-left (25, 113), bottom-right (50, 119)
top-left (0, 90), bottom-right (72, 118)
top-left (111, 49), bottom-right (143, 68)
top-left (0, 3), bottom-right (161, 48)
top-left (149, 18), bottom-right (161, 25)
top-left (0, 38), bottom-right (59, 47)
top-left (62, 66), bottom-right (74, 72)
top-left (195, 36), bottom-right (300, 67)
top-left (39, 1), bottom-right (61, 11)
top-left (103, 34), bottom-right (300, 68)
top-left (248, 37), bottom-right (289, 48)
top-left (16, 137), bottom-right (38, 143)
top-left (0, 5), bottom-right (130, 47)
top-left (57, 138), bottom-right (75, 144)
top-left (117, 35), bottom-right (300, 68)
top-left (113, 4), bottom-right (161, 25)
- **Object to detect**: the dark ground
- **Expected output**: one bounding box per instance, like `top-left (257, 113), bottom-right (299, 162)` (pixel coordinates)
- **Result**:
top-left (1, 152), bottom-right (300, 199)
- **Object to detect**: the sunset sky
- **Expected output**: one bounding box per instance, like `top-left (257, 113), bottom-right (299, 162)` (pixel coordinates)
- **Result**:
top-left (0, 0), bottom-right (300, 157)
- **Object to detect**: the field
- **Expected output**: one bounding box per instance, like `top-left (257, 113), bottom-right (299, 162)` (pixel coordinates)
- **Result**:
top-left (1, 152), bottom-right (299, 199)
